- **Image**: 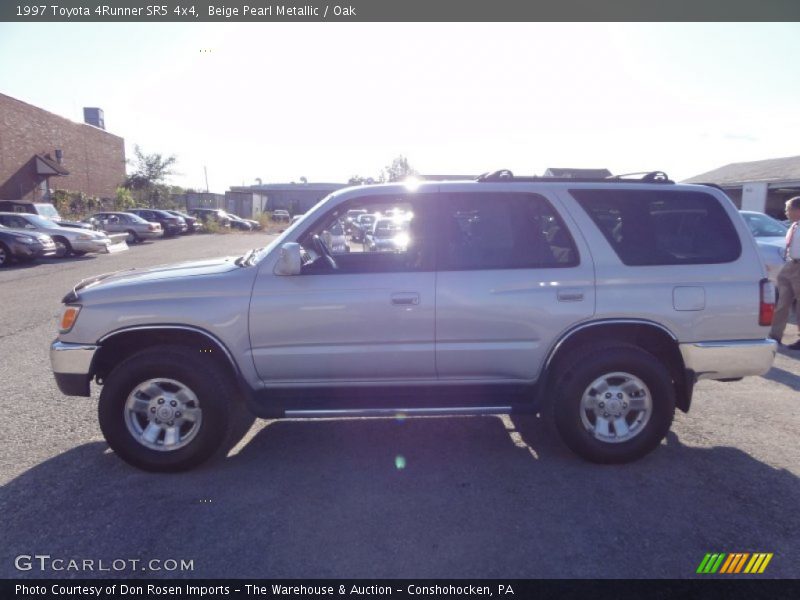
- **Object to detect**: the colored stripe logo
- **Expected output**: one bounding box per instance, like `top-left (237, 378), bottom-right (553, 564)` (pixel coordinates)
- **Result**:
top-left (697, 553), bottom-right (773, 574)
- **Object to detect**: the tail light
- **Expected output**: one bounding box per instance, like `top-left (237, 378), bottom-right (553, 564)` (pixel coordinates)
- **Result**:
top-left (759, 278), bottom-right (775, 326)
top-left (148, 224), bottom-right (158, 231)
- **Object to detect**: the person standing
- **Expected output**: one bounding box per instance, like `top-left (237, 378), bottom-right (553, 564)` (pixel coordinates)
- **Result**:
top-left (769, 196), bottom-right (800, 350)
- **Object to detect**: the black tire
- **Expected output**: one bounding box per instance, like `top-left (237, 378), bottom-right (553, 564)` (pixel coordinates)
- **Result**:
top-left (551, 344), bottom-right (675, 464)
top-left (126, 230), bottom-right (140, 244)
top-left (0, 242), bottom-right (10, 267)
top-left (98, 345), bottom-right (254, 472)
top-left (52, 236), bottom-right (72, 258)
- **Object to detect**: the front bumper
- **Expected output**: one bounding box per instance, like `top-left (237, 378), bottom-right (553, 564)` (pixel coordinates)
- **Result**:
top-left (680, 339), bottom-right (777, 381)
top-left (50, 340), bottom-right (98, 396)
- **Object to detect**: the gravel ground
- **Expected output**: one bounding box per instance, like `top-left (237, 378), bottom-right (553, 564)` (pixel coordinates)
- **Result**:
top-left (1, 233), bottom-right (798, 579)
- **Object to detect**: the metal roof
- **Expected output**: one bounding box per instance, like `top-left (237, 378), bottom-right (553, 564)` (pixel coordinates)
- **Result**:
top-left (682, 155), bottom-right (800, 185)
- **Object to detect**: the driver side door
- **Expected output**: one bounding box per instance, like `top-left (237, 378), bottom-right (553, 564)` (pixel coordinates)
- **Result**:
top-left (249, 192), bottom-right (437, 387)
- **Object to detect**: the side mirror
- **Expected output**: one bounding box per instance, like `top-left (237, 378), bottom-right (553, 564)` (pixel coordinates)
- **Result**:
top-left (275, 242), bottom-right (302, 276)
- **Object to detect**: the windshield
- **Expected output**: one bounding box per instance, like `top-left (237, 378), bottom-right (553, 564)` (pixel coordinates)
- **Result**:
top-left (34, 203), bottom-right (60, 219)
top-left (741, 212), bottom-right (788, 238)
top-left (25, 214), bottom-right (58, 228)
top-left (124, 213), bottom-right (149, 224)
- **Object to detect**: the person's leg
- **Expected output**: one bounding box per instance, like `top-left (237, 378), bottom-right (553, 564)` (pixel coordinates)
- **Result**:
top-left (770, 271), bottom-right (796, 343)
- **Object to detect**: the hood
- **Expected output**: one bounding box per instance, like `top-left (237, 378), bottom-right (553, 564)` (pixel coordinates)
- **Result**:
top-left (755, 236), bottom-right (786, 250)
top-left (65, 256), bottom-right (240, 302)
top-left (2, 228), bottom-right (52, 242)
top-left (41, 224), bottom-right (107, 239)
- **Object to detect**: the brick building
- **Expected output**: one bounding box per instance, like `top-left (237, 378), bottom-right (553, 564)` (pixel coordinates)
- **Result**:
top-left (0, 93), bottom-right (126, 202)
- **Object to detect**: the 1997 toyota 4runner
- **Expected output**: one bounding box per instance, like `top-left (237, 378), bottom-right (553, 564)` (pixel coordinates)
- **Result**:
top-left (51, 171), bottom-right (777, 471)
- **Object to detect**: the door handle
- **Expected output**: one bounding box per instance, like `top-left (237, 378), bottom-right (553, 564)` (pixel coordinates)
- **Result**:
top-left (391, 293), bottom-right (419, 306)
top-left (557, 290), bottom-right (584, 302)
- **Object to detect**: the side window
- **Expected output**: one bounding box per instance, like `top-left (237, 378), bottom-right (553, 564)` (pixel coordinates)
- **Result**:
top-left (300, 195), bottom-right (431, 274)
top-left (439, 192), bottom-right (579, 271)
top-left (571, 189), bottom-right (742, 266)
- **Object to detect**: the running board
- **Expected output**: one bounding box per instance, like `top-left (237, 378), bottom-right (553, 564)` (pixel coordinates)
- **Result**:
top-left (283, 406), bottom-right (514, 418)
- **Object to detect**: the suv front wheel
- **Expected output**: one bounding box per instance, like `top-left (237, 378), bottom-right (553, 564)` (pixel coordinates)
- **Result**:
top-left (552, 344), bottom-right (675, 464)
top-left (98, 345), bottom-right (254, 472)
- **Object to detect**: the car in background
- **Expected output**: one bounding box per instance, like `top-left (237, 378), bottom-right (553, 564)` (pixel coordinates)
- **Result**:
top-left (272, 209), bottom-right (291, 223)
top-left (344, 209), bottom-right (367, 234)
top-left (226, 214), bottom-right (255, 231)
top-left (321, 220), bottom-right (349, 253)
top-left (128, 209), bottom-right (187, 237)
top-left (350, 213), bottom-right (377, 242)
top-left (92, 212), bottom-right (163, 243)
top-left (365, 218), bottom-right (409, 252)
top-left (739, 210), bottom-right (788, 283)
top-left (189, 208), bottom-right (232, 228)
top-left (164, 210), bottom-right (202, 233)
top-left (0, 212), bottom-right (112, 257)
top-left (0, 224), bottom-right (56, 266)
top-left (0, 200), bottom-right (96, 230)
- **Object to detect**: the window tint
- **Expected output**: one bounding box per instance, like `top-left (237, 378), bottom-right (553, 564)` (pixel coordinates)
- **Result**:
top-left (571, 189), bottom-right (741, 266)
top-left (439, 193), bottom-right (578, 270)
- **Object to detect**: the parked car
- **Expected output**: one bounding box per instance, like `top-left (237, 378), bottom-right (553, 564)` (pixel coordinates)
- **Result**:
top-left (128, 209), bottom-right (187, 236)
top-left (0, 200), bottom-right (95, 230)
top-left (92, 212), bottom-right (163, 243)
top-left (50, 171), bottom-right (776, 472)
top-left (0, 224), bottom-right (56, 266)
top-left (344, 209), bottom-right (367, 234)
top-left (321, 220), bottom-right (350, 253)
top-left (189, 208), bottom-right (232, 228)
top-left (272, 209), bottom-right (291, 223)
top-left (350, 213), bottom-right (377, 242)
top-left (739, 210), bottom-right (788, 283)
top-left (365, 218), bottom-right (408, 252)
top-left (226, 214), bottom-right (254, 231)
top-left (0, 212), bottom-right (112, 257)
top-left (164, 210), bottom-right (202, 233)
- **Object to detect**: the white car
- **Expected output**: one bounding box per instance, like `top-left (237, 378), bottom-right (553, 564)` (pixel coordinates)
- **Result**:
top-left (0, 212), bottom-right (113, 257)
top-left (739, 211), bottom-right (788, 283)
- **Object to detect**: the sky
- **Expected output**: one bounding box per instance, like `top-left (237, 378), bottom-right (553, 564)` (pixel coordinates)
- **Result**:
top-left (1, 22), bottom-right (799, 192)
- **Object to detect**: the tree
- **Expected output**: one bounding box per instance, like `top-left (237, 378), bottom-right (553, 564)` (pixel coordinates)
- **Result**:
top-left (380, 155), bottom-right (417, 183)
top-left (124, 146), bottom-right (178, 208)
top-left (125, 146), bottom-right (177, 189)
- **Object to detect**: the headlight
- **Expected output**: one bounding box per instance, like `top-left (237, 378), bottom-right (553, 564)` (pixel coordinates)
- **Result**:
top-left (78, 233), bottom-right (94, 240)
top-left (59, 305), bottom-right (81, 333)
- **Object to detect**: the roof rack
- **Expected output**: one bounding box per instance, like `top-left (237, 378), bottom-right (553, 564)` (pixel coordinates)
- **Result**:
top-left (475, 170), bottom-right (674, 184)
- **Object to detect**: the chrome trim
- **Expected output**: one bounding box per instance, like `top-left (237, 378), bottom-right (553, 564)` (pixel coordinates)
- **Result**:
top-left (97, 325), bottom-right (240, 375)
top-left (680, 339), bottom-right (776, 380)
top-left (543, 318), bottom-right (679, 374)
top-left (284, 406), bottom-right (513, 418)
top-left (50, 340), bottom-right (99, 375)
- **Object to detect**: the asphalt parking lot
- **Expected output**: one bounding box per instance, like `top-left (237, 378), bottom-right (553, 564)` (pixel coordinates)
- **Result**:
top-left (1, 233), bottom-right (798, 579)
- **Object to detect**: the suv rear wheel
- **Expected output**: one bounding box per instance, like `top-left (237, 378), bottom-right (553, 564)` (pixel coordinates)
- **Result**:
top-left (552, 344), bottom-right (675, 463)
top-left (98, 345), bottom-right (254, 472)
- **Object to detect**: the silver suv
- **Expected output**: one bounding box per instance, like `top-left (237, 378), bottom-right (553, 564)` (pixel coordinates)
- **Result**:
top-left (50, 172), bottom-right (777, 471)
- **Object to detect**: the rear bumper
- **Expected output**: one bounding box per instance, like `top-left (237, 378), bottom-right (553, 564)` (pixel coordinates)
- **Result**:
top-left (679, 339), bottom-right (777, 381)
top-left (50, 340), bottom-right (98, 396)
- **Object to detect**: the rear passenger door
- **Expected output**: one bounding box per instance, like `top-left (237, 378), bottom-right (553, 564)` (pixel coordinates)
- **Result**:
top-left (434, 190), bottom-right (595, 382)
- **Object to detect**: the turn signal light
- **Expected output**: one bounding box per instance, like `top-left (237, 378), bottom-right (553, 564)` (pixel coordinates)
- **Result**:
top-left (59, 305), bottom-right (81, 333)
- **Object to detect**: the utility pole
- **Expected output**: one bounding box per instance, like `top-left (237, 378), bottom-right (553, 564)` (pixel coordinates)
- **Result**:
top-left (204, 166), bottom-right (209, 192)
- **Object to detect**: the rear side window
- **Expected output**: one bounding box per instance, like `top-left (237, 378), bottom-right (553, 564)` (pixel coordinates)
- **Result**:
top-left (439, 192), bottom-right (579, 270)
top-left (571, 189), bottom-right (741, 266)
